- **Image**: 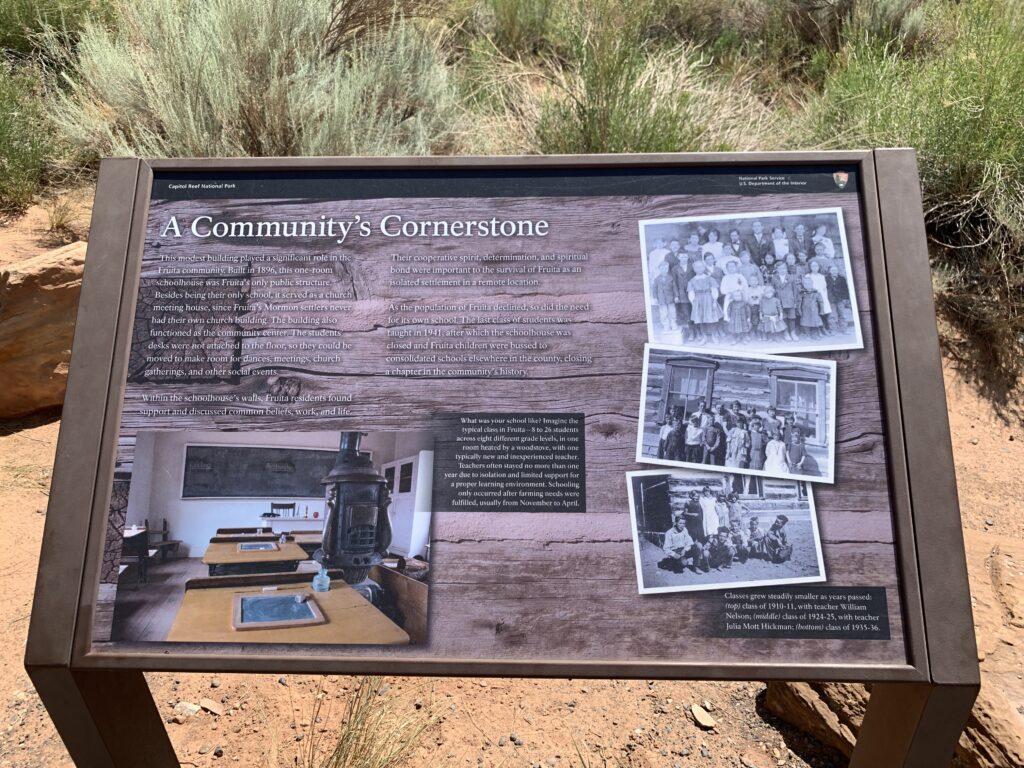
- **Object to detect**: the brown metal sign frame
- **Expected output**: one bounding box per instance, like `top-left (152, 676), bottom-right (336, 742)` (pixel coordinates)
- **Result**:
top-left (24, 150), bottom-right (978, 767)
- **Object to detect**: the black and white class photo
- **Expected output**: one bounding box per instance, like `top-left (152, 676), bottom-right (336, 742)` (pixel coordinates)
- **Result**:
top-left (638, 207), bottom-right (863, 354)
top-left (626, 469), bottom-right (826, 595)
top-left (636, 344), bottom-right (838, 484)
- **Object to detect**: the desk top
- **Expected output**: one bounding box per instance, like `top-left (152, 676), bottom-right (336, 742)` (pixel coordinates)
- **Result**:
top-left (166, 582), bottom-right (410, 645)
top-left (202, 541), bottom-right (308, 565)
top-left (291, 533), bottom-right (323, 545)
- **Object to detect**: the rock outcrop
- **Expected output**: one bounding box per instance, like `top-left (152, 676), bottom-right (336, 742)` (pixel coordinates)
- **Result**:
top-left (0, 242), bottom-right (86, 420)
top-left (765, 528), bottom-right (1024, 768)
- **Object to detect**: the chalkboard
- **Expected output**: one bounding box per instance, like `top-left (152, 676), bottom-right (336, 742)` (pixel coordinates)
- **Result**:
top-left (182, 445), bottom-right (336, 498)
top-left (238, 542), bottom-right (278, 552)
top-left (232, 592), bottom-right (326, 630)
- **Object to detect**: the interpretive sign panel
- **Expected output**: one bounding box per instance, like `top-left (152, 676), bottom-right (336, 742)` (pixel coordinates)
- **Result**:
top-left (28, 151), bottom-right (977, 680)
top-left (24, 152), bottom-right (980, 768)
top-left (70, 157), bottom-right (916, 669)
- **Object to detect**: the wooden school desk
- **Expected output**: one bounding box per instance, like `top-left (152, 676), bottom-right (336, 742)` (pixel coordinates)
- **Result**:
top-left (201, 540), bottom-right (309, 576)
top-left (166, 579), bottom-right (409, 645)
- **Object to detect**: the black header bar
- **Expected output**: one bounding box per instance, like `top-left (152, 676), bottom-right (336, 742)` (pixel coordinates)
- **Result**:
top-left (151, 165), bottom-right (860, 201)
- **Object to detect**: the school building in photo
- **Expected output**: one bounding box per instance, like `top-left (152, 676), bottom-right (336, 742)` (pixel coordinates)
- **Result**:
top-left (640, 349), bottom-right (831, 476)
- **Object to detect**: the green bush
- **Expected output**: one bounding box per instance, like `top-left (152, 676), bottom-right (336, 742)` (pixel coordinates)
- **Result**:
top-left (628, 0), bottom-right (931, 87)
top-left (795, 0), bottom-right (1024, 385)
top-left (46, 0), bottom-right (463, 161)
top-left (0, 64), bottom-right (50, 211)
top-left (483, 0), bottom-right (560, 59)
top-left (531, 0), bottom-right (769, 154)
top-left (0, 0), bottom-right (113, 56)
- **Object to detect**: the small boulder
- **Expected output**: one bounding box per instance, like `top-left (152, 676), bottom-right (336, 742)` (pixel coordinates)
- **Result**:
top-left (690, 704), bottom-right (716, 730)
top-left (200, 698), bottom-right (225, 716)
top-left (173, 701), bottom-right (201, 718)
top-left (0, 242), bottom-right (86, 419)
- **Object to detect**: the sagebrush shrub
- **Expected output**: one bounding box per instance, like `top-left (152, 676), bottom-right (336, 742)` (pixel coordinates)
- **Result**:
top-left (46, 0), bottom-right (463, 161)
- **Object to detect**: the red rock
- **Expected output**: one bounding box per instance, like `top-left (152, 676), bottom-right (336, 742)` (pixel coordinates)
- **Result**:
top-left (0, 242), bottom-right (85, 419)
top-left (200, 698), bottom-right (225, 716)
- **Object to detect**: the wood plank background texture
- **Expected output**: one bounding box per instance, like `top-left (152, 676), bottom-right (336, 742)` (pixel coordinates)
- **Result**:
top-left (93, 190), bottom-right (910, 668)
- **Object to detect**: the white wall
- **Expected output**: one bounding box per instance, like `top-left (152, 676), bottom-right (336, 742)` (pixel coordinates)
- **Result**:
top-left (384, 450), bottom-right (434, 559)
top-left (126, 430), bottom-right (432, 557)
top-left (409, 450), bottom-right (434, 559)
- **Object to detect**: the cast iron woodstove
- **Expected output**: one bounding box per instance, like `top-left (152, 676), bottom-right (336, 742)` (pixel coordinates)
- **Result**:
top-left (316, 432), bottom-right (392, 603)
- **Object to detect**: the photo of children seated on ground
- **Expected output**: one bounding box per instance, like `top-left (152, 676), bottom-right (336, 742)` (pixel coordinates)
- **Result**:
top-left (97, 429), bottom-right (434, 646)
top-left (626, 469), bottom-right (826, 594)
top-left (637, 344), bottom-right (837, 483)
top-left (639, 207), bottom-right (863, 354)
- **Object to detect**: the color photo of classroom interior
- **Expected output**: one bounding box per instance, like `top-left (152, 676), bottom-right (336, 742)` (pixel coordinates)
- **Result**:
top-left (99, 429), bottom-right (433, 646)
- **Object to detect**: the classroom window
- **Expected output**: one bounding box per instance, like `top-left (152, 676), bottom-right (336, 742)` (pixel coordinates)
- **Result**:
top-left (398, 461), bottom-right (413, 493)
top-left (769, 368), bottom-right (827, 445)
top-left (660, 357), bottom-right (718, 424)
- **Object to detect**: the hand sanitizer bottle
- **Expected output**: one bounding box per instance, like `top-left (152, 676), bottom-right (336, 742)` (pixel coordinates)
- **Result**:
top-left (279, 533), bottom-right (287, 546)
top-left (312, 564), bottom-right (330, 593)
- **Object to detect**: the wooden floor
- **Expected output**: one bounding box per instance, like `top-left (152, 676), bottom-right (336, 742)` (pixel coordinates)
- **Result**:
top-left (111, 557), bottom-right (206, 642)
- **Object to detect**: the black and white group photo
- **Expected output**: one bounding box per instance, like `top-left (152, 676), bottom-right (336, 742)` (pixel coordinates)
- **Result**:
top-left (636, 344), bottom-right (837, 484)
top-left (626, 469), bottom-right (826, 594)
top-left (638, 207), bottom-right (863, 354)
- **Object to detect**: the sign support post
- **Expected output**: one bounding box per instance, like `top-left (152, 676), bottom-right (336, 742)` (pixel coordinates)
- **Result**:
top-left (28, 668), bottom-right (177, 768)
top-left (851, 683), bottom-right (979, 767)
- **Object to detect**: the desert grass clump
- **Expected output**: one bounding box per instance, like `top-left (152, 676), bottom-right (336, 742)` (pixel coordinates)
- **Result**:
top-left (298, 676), bottom-right (435, 768)
top-left (45, 0), bottom-right (463, 163)
top-left (42, 192), bottom-right (83, 243)
top-left (480, 0), bottom-right (562, 60)
top-left (529, 0), bottom-right (771, 155)
top-left (772, 0), bottom-right (930, 57)
top-left (630, 0), bottom-right (931, 88)
top-left (0, 0), bottom-right (114, 56)
top-left (795, 0), bottom-right (1024, 387)
top-left (0, 64), bottom-right (50, 212)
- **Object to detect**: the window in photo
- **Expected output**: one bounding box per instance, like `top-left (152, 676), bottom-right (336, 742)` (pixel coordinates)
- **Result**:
top-left (769, 366), bottom-right (828, 447)
top-left (659, 356), bottom-right (718, 423)
top-left (398, 461), bottom-right (414, 494)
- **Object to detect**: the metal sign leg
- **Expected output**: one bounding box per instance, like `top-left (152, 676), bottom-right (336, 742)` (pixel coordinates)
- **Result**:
top-left (849, 682), bottom-right (978, 768)
top-left (28, 666), bottom-right (177, 768)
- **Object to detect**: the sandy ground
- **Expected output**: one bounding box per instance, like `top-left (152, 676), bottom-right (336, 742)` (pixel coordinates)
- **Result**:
top-left (0, 194), bottom-right (92, 269)
top-left (1, 206), bottom-right (1021, 767)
